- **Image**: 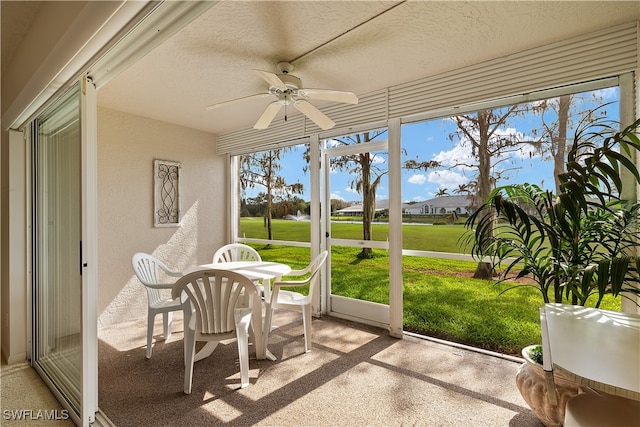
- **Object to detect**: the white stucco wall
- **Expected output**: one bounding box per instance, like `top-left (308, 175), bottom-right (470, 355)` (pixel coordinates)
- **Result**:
top-left (97, 107), bottom-right (226, 327)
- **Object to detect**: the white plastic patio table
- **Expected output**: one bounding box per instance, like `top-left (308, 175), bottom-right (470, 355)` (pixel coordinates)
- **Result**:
top-left (542, 304), bottom-right (640, 399)
top-left (182, 261), bottom-right (292, 361)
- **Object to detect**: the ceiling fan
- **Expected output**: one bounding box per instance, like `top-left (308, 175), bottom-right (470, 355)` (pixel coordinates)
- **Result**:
top-left (206, 62), bottom-right (358, 130)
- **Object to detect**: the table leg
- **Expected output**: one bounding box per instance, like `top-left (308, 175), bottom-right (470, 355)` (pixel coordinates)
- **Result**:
top-left (255, 300), bottom-right (277, 361)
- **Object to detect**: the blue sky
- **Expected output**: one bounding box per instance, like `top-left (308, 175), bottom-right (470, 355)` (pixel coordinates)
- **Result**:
top-left (243, 87), bottom-right (619, 204)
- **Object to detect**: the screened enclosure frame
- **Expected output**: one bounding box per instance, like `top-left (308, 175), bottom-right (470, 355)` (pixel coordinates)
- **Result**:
top-left (229, 71), bottom-right (638, 334)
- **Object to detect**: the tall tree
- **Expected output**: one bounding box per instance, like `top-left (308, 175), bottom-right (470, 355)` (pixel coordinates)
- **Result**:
top-left (240, 149), bottom-right (303, 241)
top-left (531, 93), bottom-right (607, 194)
top-left (450, 106), bottom-right (538, 277)
top-left (547, 95), bottom-right (571, 195)
top-left (450, 107), bottom-right (536, 208)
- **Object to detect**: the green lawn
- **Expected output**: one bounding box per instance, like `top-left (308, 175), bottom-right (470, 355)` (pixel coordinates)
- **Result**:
top-left (241, 218), bottom-right (469, 253)
top-left (242, 218), bottom-right (621, 356)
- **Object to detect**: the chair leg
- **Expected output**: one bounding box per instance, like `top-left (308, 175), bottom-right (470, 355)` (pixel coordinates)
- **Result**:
top-left (146, 311), bottom-right (156, 359)
top-left (237, 326), bottom-right (250, 388)
top-left (163, 311), bottom-right (173, 341)
top-left (184, 329), bottom-right (196, 394)
top-left (248, 321), bottom-right (256, 357)
top-left (302, 305), bottom-right (312, 353)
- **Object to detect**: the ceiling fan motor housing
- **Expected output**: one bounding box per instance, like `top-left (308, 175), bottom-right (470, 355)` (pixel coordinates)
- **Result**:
top-left (277, 61), bottom-right (295, 73)
top-left (275, 73), bottom-right (302, 90)
top-left (207, 60), bottom-right (356, 130)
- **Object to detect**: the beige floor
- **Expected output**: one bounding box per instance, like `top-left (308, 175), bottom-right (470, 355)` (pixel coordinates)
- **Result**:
top-left (1, 361), bottom-right (74, 426)
top-left (2, 311), bottom-right (544, 426)
top-left (98, 310), bottom-right (543, 426)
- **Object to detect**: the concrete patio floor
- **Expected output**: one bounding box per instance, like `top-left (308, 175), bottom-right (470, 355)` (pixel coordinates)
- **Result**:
top-left (1, 309), bottom-right (544, 426)
top-left (95, 310), bottom-right (544, 426)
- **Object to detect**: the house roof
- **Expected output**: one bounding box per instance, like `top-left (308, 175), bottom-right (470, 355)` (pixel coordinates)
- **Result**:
top-left (335, 199), bottom-right (398, 214)
top-left (407, 195), bottom-right (473, 209)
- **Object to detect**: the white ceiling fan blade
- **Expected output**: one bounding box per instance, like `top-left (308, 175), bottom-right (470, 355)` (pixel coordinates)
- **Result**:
top-left (294, 100), bottom-right (335, 130)
top-left (298, 89), bottom-right (359, 105)
top-left (206, 93), bottom-right (272, 110)
top-left (253, 70), bottom-right (287, 90)
top-left (254, 101), bottom-right (282, 129)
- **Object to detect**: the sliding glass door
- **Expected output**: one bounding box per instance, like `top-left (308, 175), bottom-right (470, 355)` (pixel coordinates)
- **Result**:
top-left (32, 79), bottom-right (97, 426)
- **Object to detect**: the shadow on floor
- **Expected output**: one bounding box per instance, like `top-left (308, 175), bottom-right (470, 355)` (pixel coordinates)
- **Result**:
top-left (98, 310), bottom-right (543, 426)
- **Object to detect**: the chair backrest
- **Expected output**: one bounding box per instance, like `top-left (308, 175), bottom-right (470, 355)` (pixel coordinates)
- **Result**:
top-left (540, 303), bottom-right (640, 400)
top-left (305, 251), bottom-right (328, 300)
top-left (172, 269), bottom-right (261, 336)
top-left (212, 243), bottom-right (262, 264)
top-left (308, 249), bottom-right (328, 282)
top-left (274, 251), bottom-right (327, 304)
top-left (132, 252), bottom-right (177, 306)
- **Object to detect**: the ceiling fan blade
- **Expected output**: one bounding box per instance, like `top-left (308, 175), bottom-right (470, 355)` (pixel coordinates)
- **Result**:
top-left (206, 93), bottom-right (272, 110)
top-left (294, 100), bottom-right (335, 130)
top-left (254, 101), bottom-right (282, 129)
top-left (298, 89), bottom-right (359, 105)
top-left (253, 70), bottom-right (287, 90)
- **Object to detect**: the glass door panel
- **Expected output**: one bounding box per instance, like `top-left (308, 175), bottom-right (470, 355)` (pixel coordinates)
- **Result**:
top-left (33, 84), bottom-right (83, 418)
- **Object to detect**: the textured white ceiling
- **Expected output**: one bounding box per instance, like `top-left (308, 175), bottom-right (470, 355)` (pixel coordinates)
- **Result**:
top-left (0, 1), bottom-right (43, 75)
top-left (97, 1), bottom-right (640, 136)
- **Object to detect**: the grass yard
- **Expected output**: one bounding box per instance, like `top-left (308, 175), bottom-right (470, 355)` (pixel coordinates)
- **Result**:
top-left (243, 218), bottom-right (621, 356)
top-left (241, 218), bottom-right (469, 253)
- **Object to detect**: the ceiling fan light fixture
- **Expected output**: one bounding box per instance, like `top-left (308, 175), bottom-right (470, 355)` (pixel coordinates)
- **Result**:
top-left (207, 61), bottom-right (358, 130)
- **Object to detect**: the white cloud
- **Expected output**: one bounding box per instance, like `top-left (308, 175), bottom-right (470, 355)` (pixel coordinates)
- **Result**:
top-left (407, 173), bottom-right (427, 185)
top-left (427, 169), bottom-right (468, 188)
top-left (345, 186), bottom-right (359, 194)
top-left (330, 192), bottom-right (344, 201)
top-left (511, 142), bottom-right (539, 160)
top-left (412, 196), bottom-right (426, 202)
top-left (371, 154), bottom-right (386, 165)
top-left (593, 87), bottom-right (617, 99)
top-left (432, 127), bottom-right (539, 169)
top-left (432, 139), bottom-right (475, 170)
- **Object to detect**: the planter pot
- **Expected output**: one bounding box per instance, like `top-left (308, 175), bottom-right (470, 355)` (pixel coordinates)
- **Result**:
top-left (515, 345), bottom-right (580, 427)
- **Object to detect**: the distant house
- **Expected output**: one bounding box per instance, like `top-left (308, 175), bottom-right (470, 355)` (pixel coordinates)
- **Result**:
top-left (334, 196), bottom-right (472, 217)
top-left (334, 199), bottom-right (397, 216)
top-left (403, 195), bottom-right (473, 215)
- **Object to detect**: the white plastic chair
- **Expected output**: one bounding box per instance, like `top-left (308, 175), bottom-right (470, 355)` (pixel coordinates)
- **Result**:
top-left (172, 269), bottom-right (262, 393)
top-left (131, 252), bottom-right (183, 359)
top-left (540, 303), bottom-right (640, 426)
top-left (265, 251), bottom-right (328, 353)
top-left (212, 243), bottom-right (274, 298)
top-left (212, 243), bottom-right (262, 263)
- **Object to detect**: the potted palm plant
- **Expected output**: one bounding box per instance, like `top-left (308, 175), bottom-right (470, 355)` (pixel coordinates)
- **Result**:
top-left (464, 114), bottom-right (640, 426)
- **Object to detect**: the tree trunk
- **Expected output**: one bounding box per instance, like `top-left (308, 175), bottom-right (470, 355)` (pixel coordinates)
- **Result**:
top-left (266, 183), bottom-right (273, 246)
top-left (473, 110), bottom-right (495, 276)
top-left (473, 261), bottom-right (493, 279)
top-left (360, 152), bottom-right (374, 258)
top-left (553, 95), bottom-right (570, 195)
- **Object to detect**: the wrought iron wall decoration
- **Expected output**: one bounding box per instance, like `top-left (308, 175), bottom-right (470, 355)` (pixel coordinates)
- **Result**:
top-left (154, 160), bottom-right (181, 227)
